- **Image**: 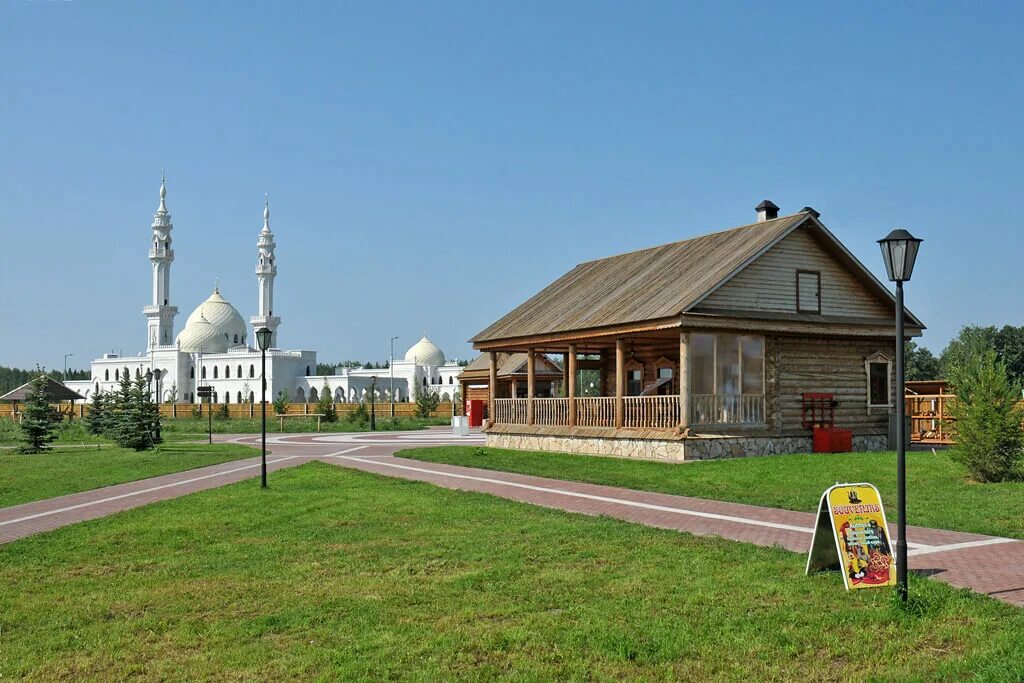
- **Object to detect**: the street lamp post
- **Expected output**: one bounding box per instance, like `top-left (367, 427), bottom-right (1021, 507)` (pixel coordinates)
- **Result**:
top-left (63, 353), bottom-right (73, 383)
top-left (878, 228), bottom-right (923, 603)
top-left (256, 327), bottom-right (273, 489)
top-left (390, 336), bottom-right (398, 418)
top-left (370, 376), bottom-right (377, 431)
top-left (151, 369), bottom-right (162, 442)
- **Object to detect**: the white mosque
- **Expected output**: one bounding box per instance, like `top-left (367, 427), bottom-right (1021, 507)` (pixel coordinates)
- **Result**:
top-left (65, 177), bottom-right (464, 405)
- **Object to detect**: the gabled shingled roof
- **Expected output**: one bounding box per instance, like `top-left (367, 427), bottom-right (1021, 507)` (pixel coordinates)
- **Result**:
top-left (472, 210), bottom-right (922, 344)
top-left (0, 376), bottom-right (85, 402)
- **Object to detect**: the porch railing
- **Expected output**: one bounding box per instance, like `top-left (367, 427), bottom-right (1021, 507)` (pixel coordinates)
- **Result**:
top-left (691, 394), bottom-right (765, 425)
top-left (534, 397), bottom-right (569, 426)
top-left (493, 398), bottom-right (528, 425)
top-left (575, 397), bottom-right (616, 427)
top-left (491, 393), bottom-right (766, 428)
top-left (624, 395), bottom-right (680, 429)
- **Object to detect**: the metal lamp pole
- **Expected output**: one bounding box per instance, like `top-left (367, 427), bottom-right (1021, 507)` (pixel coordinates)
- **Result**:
top-left (370, 376), bottom-right (377, 431)
top-left (63, 353), bottom-right (73, 382)
top-left (390, 336), bottom-right (398, 417)
top-left (895, 280), bottom-right (907, 600)
top-left (878, 229), bottom-right (922, 603)
top-left (256, 327), bottom-right (272, 489)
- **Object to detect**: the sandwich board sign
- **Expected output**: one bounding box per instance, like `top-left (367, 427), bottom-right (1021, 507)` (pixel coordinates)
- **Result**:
top-left (805, 483), bottom-right (895, 590)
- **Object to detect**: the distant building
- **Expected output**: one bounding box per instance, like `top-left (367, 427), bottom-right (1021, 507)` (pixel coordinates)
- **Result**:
top-left (65, 177), bottom-right (462, 404)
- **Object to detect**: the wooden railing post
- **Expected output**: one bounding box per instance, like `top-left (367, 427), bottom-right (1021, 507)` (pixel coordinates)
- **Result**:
top-left (615, 339), bottom-right (625, 429)
top-left (527, 348), bottom-right (536, 425)
top-left (679, 331), bottom-right (690, 431)
top-left (488, 351), bottom-right (498, 424)
top-left (568, 344), bottom-right (577, 428)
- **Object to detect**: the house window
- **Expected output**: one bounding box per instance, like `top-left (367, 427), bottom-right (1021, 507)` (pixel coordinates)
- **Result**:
top-left (691, 333), bottom-right (766, 424)
top-left (249, 365), bottom-right (255, 378)
top-left (213, 367), bottom-right (218, 379)
top-left (866, 354), bottom-right (892, 408)
top-left (190, 366), bottom-right (195, 379)
top-left (202, 367), bottom-right (207, 379)
top-left (104, 369), bottom-right (109, 381)
top-left (237, 365), bottom-right (242, 377)
top-left (627, 369), bottom-right (643, 396)
top-left (225, 366), bottom-right (231, 378)
top-left (796, 270), bottom-right (821, 314)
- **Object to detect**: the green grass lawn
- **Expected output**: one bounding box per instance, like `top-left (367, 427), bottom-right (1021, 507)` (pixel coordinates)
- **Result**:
top-left (2, 462), bottom-right (1022, 681)
top-left (158, 415), bottom-right (449, 439)
top-left (401, 446), bottom-right (1024, 540)
top-left (0, 442), bottom-right (257, 508)
top-left (0, 415), bottom-right (448, 445)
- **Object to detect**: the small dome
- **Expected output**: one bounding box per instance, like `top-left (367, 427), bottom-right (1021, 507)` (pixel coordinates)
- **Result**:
top-left (176, 288), bottom-right (248, 353)
top-left (405, 335), bottom-right (445, 366)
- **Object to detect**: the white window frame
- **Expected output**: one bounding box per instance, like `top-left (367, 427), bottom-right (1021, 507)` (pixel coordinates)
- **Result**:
top-left (865, 352), bottom-right (893, 412)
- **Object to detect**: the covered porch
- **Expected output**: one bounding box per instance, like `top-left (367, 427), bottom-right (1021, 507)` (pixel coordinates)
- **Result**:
top-left (483, 326), bottom-right (767, 434)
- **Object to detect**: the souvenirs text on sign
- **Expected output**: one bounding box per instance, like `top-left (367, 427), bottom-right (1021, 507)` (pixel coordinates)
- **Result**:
top-left (805, 483), bottom-right (896, 590)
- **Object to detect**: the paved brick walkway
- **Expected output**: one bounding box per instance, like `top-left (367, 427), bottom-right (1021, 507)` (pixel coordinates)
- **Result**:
top-left (2, 429), bottom-right (1022, 607)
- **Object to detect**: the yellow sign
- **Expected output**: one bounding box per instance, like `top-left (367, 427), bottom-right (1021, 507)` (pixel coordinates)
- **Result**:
top-left (805, 483), bottom-right (895, 590)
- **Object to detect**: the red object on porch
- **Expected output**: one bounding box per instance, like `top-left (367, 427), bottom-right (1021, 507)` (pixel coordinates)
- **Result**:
top-left (813, 427), bottom-right (852, 453)
top-left (467, 399), bottom-right (484, 427)
top-left (801, 392), bottom-right (837, 429)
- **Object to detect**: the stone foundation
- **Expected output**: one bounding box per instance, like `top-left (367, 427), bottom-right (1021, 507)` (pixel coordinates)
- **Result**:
top-left (485, 432), bottom-right (890, 462)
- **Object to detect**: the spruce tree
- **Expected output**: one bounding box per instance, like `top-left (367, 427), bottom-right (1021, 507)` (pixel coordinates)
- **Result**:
top-left (317, 381), bottom-right (337, 422)
top-left (110, 373), bottom-right (154, 451)
top-left (85, 391), bottom-right (110, 436)
top-left (17, 375), bottom-right (60, 453)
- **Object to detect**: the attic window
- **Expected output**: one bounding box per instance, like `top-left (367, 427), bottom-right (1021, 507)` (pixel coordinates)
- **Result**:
top-left (796, 270), bottom-right (821, 314)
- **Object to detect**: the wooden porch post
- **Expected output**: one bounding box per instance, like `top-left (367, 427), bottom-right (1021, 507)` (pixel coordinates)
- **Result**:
top-left (488, 351), bottom-right (498, 423)
top-left (679, 331), bottom-right (690, 431)
top-left (527, 348), bottom-right (536, 425)
top-left (567, 344), bottom-right (577, 427)
top-left (615, 338), bottom-right (625, 429)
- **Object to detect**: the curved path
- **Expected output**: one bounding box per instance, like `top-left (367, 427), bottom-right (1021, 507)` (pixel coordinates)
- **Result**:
top-left (2, 428), bottom-right (1022, 607)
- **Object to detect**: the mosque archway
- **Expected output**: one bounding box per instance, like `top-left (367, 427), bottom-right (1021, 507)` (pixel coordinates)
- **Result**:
top-left (309, 388), bottom-right (319, 402)
top-left (249, 365), bottom-right (255, 378)
top-left (225, 366), bottom-right (230, 378)
top-left (249, 391), bottom-right (255, 403)
top-left (237, 391), bottom-right (243, 404)
top-left (295, 387), bottom-right (306, 403)
top-left (334, 388), bottom-right (344, 401)
top-left (441, 392), bottom-right (451, 402)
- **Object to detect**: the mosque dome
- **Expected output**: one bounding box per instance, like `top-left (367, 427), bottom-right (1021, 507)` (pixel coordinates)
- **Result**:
top-left (176, 288), bottom-right (248, 353)
top-left (405, 335), bottom-right (445, 366)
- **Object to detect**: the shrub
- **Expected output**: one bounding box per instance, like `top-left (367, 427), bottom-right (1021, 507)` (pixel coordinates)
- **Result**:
top-left (273, 391), bottom-right (289, 416)
top-left (347, 400), bottom-right (368, 423)
top-left (317, 382), bottom-right (337, 422)
top-left (216, 402), bottom-right (229, 420)
top-left (948, 339), bottom-right (1024, 482)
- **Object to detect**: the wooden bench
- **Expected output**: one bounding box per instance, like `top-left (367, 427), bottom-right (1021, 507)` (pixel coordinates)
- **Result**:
top-left (276, 413), bottom-right (326, 432)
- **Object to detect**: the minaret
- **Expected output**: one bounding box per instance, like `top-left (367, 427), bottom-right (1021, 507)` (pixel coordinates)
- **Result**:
top-left (144, 172), bottom-right (178, 349)
top-left (250, 195), bottom-right (281, 347)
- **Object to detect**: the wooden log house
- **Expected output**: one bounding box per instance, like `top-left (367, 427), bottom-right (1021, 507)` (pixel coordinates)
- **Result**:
top-left (470, 201), bottom-right (925, 460)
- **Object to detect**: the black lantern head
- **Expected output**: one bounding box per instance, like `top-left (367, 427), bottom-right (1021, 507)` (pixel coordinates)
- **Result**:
top-left (877, 229), bottom-right (922, 283)
top-left (256, 327), bottom-right (273, 351)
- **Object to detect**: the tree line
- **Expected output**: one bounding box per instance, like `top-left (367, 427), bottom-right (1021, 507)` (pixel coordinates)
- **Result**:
top-left (906, 325), bottom-right (1024, 384)
top-left (0, 366), bottom-right (89, 394)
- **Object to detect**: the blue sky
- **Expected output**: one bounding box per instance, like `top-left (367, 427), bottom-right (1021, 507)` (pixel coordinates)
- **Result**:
top-left (1, 1), bottom-right (1022, 370)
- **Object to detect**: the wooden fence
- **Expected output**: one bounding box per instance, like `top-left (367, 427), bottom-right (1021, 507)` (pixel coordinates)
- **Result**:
top-left (0, 402), bottom-right (456, 421)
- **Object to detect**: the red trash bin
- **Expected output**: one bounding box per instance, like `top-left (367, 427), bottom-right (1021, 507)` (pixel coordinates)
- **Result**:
top-left (467, 399), bottom-right (484, 427)
top-left (813, 427), bottom-right (852, 453)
